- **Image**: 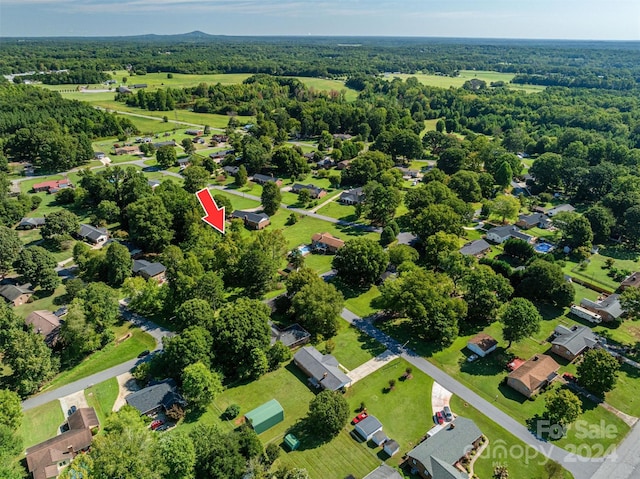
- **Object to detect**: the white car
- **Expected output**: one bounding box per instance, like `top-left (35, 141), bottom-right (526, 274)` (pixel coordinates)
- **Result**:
top-left (467, 354), bottom-right (479, 363)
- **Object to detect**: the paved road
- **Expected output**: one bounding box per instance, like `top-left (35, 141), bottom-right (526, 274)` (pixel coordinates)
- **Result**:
top-left (21, 305), bottom-right (173, 412)
top-left (340, 308), bottom-right (603, 479)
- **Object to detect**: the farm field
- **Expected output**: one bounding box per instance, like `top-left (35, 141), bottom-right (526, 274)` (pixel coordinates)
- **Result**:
top-left (384, 70), bottom-right (546, 93)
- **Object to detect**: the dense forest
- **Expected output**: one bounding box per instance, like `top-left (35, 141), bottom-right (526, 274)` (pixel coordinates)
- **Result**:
top-left (1, 34), bottom-right (639, 89)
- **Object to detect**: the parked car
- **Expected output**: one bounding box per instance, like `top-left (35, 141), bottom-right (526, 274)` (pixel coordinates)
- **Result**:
top-left (467, 354), bottom-right (479, 363)
top-left (352, 412), bottom-right (368, 424)
top-left (138, 350), bottom-right (151, 358)
top-left (67, 405), bottom-right (77, 417)
top-left (150, 419), bottom-right (164, 430)
top-left (443, 406), bottom-right (453, 421)
top-left (563, 372), bottom-right (577, 383)
top-left (435, 411), bottom-right (445, 425)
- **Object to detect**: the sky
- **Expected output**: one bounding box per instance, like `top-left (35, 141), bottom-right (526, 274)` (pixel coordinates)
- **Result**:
top-left (1, 0), bottom-right (639, 40)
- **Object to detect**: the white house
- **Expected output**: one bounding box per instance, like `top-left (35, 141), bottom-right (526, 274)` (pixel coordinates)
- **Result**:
top-left (467, 333), bottom-right (498, 358)
top-left (485, 225), bottom-right (533, 244)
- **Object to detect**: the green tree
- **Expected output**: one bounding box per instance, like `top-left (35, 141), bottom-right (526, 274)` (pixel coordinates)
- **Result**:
top-left (190, 424), bottom-right (245, 479)
top-left (463, 264), bottom-right (513, 323)
top-left (14, 245), bottom-right (60, 290)
top-left (529, 153), bottom-right (563, 191)
top-left (181, 362), bottom-right (223, 410)
top-left (162, 326), bottom-right (213, 380)
top-left (239, 247), bottom-right (278, 298)
top-left (41, 210), bottom-right (80, 241)
top-left (297, 188), bottom-right (311, 206)
top-left (544, 388), bottom-right (582, 428)
top-left (175, 298), bottom-right (214, 330)
top-left (517, 260), bottom-right (574, 307)
top-left (157, 431), bottom-right (196, 479)
top-left (332, 238), bottom-right (388, 286)
top-left (105, 241), bottom-right (132, 287)
top-left (78, 282), bottom-right (120, 332)
top-left (411, 204), bottom-right (463, 239)
top-left (0, 389), bottom-right (22, 431)
top-left (0, 226), bottom-right (21, 277)
top-left (235, 164), bottom-right (247, 187)
top-left (584, 205), bottom-right (616, 244)
top-left (361, 181), bottom-right (401, 226)
top-left (503, 238), bottom-right (535, 262)
top-left (307, 390), bottom-right (349, 440)
top-left (261, 181), bottom-right (282, 216)
top-left (620, 287), bottom-right (640, 320)
top-left (95, 199), bottom-right (121, 224)
top-left (388, 244), bottom-right (419, 268)
top-left (4, 329), bottom-right (58, 396)
top-left (127, 196), bottom-right (174, 252)
top-left (448, 170), bottom-right (482, 203)
top-left (182, 137), bottom-right (196, 155)
top-left (157, 145), bottom-right (177, 168)
top-left (577, 348), bottom-right (620, 397)
top-left (495, 161), bottom-right (513, 189)
top-left (437, 147), bottom-right (467, 174)
top-left (499, 298), bottom-right (542, 347)
top-left (422, 231), bottom-right (460, 268)
top-left (490, 195), bottom-right (520, 223)
top-left (59, 300), bottom-right (101, 363)
top-left (290, 281), bottom-right (344, 339)
top-left (267, 341), bottom-right (293, 371)
top-left (624, 205), bottom-right (640, 246)
top-left (183, 165), bottom-right (210, 193)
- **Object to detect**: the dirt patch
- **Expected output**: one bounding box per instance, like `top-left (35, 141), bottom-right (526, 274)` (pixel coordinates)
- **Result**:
top-left (113, 372), bottom-right (140, 412)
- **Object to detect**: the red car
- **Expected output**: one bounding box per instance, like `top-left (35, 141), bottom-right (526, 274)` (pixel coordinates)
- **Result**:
top-left (352, 412), bottom-right (368, 424)
top-left (563, 372), bottom-right (577, 382)
top-left (150, 419), bottom-right (164, 430)
top-left (435, 411), bottom-right (445, 425)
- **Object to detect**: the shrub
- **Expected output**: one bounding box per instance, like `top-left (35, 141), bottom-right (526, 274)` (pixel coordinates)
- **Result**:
top-left (223, 404), bottom-right (241, 420)
top-left (324, 339), bottom-right (336, 354)
top-left (265, 443), bottom-right (280, 465)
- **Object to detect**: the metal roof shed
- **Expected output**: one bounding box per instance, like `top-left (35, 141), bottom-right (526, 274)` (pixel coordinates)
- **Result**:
top-left (245, 399), bottom-right (284, 434)
top-left (284, 433), bottom-right (300, 451)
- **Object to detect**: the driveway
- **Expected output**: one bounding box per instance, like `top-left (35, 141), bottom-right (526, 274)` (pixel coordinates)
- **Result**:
top-left (431, 382), bottom-right (453, 416)
top-left (112, 372), bottom-right (140, 412)
top-left (59, 390), bottom-right (89, 418)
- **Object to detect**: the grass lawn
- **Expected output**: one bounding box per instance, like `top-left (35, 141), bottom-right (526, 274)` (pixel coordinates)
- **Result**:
top-left (330, 280), bottom-right (381, 318)
top-left (315, 322), bottom-right (387, 370)
top-left (41, 322), bottom-right (156, 392)
top-left (605, 363), bottom-right (640, 417)
top-left (302, 253), bottom-right (334, 275)
top-left (593, 320), bottom-right (640, 350)
top-left (316, 201), bottom-right (359, 222)
top-left (563, 250), bottom-right (640, 293)
top-left (450, 396), bottom-right (574, 479)
top-left (209, 189), bottom-right (261, 211)
top-left (384, 70), bottom-right (545, 93)
top-left (293, 77), bottom-right (359, 101)
top-left (20, 400), bottom-right (65, 449)
top-left (14, 284), bottom-right (67, 319)
top-left (85, 378), bottom-right (119, 426)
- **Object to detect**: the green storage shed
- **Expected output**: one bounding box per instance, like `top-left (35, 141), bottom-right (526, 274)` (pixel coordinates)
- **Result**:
top-left (284, 433), bottom-right (300, 451)
top-left (245, 399), bottom-right (284, 434)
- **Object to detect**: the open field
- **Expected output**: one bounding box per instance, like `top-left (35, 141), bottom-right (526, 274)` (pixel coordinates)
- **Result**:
top-left (85, 378), bottom-right (119, 426)
top-left (384, 70), bottom-right (546, 93)
top-left (20, 400), bottom-right (65, 449)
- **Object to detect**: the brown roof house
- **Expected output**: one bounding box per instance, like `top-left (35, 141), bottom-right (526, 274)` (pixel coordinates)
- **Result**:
top-left (466, 333), bottom-right (498, 358)
top-left (25, 407), bottom-right (99, 479)
top-left (0, 283), bottom-right (34, 307)
top-left (551, 325), bottom-right (599, 362)
top-left (506, 354), bottom-right (559, 398)
top-left (25, 310), bottom-right (61, 347)
top-left (311, 232), bottom-right (345, 254)
top-left (620, 272), bottom-right (640, 291)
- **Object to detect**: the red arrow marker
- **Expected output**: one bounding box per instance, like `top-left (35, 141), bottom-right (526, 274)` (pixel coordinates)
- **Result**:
top-left (196, 188), bottom-right (225, 234)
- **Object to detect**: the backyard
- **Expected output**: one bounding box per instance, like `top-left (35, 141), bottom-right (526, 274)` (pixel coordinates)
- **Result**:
top-left (20, 400), bottom-right (65, 449)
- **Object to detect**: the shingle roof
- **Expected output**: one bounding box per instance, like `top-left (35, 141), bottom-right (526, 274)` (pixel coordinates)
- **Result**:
top-left (78, 224), bottom-right (108, 242)
top-left (253, 174), bottom-right (281, 184)
top-left (292, 183), bottom-right (325, 195)
top-left (467, 333), bottom-right (498, 352)
top-left (19, 217), bottom-right (46, 228)
top-left (231, 210), bottom-right (270, 224)
top-left (133, 260), bottom-right (165, 278)
top-left (293, 346), bottom-right (351, 391)
top-left (580, 295), bottom-right (624, 319)
top-left (364, 464), bottom-right (403, 479)
top-left (125, 379), bottom-right (183, 415)
top-left (507, 354), bottom-right (559, 391)
top-left (407, 418), bottom-right (482, 478)
top-left (25, 310), bottom-right (60, 345)
top-left (518, 213), bottom-right (550, 226)
top-left (355, 415), bottom-right (383, 438)
top-left (552, 325), bottom-right (598, 356)
top-left (340, 187), bottom-right (365, 203)
top-left (546, 204), bottom-right (575, 217)
top-left (311, 232), bottom-right (345, 249)
top-left (68, 407), bottom-right (99, 431)
top-left (26, 428), bottom-right (93, 479)
top-left (0, 284), bottom-right (33, 302)
top-left (459, 239), bottom-right (491, 256)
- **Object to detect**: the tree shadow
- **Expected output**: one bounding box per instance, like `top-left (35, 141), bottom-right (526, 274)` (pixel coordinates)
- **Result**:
top-left (284, 417), bottom-right (332, 451)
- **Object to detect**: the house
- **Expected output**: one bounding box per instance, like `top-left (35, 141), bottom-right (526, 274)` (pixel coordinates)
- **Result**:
top-left (117, 85), bottom-right (132, 94)
top-left (185, 129), bottom-right (203, 136)
top-left (333, 133), bottom-right (353, 141)
top-left (485, 225), bottom-right (533, 244)
top-left (253, 174), bottom-right (283, 187)
top-left (125, 379), bottom-right (186, 416)
top-left (94, 151), bottom-right (106, 160)
top-left (459, 239), bottom-right (491, 257)
top-left (209, 149), bottom-right (235, 161)
top-left (0, 283), bottom-right (34, 306)
top-left (336, 159), bottom-right (352, 170)
top-left (25, 310), bottom-right (61, 347)
top-left (395, 166), bottom-right (420, 178)
top-left (293, 345), bottom-right (351, 391)
top-left (311, 232), bottom-right (345, 254)
top-left (269, 322), bottom-right (310, 349)
top-left (148, 179), bottom-right (161, 189)
top-left (316, 157), bottom-right (334, 169)
top-left (133, 260), bottom-right (166, 282)
top-left (245, 399), bottom-right (284, 434)
top-left (354, 415), bottom-right (384, 441)
top-left (153, 140), bottom-right (176, 149)
top-left (364, 464), bottom-right (402, 479)
top-left (516, 213), bottom-right (551, 230)
top-left (291, 183), bottom-right (327, 199)
top-left (551, 325), bottom-right (599, 361)
top-left (18, 217), bottom-right (46, 229)
top-left (339, 187), bottom-right (365, 205)
top-left (383, 440), bottom-right (401, 458)
top-left (211, 134), bottom-right (229, 144)
top-left (77, 224), bottom-right (108, 244)
top-left (223, 165), bottom-right (239, 175)
top-left (404, 418), bottom-right (483, 479)
top-left (546, 204), bottom-right (575, 217)
top-left (506, 354), bottom-right (559, 398)
top-left (176, 157), bottom-right (191, 168)
top-left (620, 272), bottom-right (640, 291)
top-left (580, 295), bottom-right (624, 322)
top-left (114, 145), bottom-right (140, 155)
top-left (231, 210), bottom-right (270, 230)
top-left (32, 179), bottom-right (71, 194)
top-left (466, 333), bottom-right (498, 358)
top-left (25, 407), bottom-right (99, 479)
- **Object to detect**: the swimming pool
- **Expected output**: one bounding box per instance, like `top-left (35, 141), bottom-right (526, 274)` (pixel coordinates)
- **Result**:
top-left (534, 242), bottom-right (554, 254)
top-left (298, 245), bottom-right (312, 255)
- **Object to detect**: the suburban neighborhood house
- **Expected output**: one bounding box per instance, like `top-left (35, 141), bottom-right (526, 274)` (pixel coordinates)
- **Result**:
top-left (459, 239), bottom-right (491, 257)
top-left (32, 179), bottom-right (72, 194)
top-left (291, 183), bottom-right (327, 199)
top-left (269, 322), bottom-right (310, 349)
top-left (18, 217), bottom-right (46, 229)
top-left (0, 283), bottom-right (34, 306)
top-left (506, 354), bottom-right (560, 398)
top-left (231, 210), bottom-right (270, 230)
top-left (25, 310), bottom-right (61, 347)
top-left (543, 204), bottom-right (576, 217)
top-left (466, 333), bottom-right (498, 358)
top-left (25, 407), bottom-right (99, 479)
top-left (339, 187), bottom-right (365, 205)
top-left (311, 232), bottom-right (345, 254)
top-left (551, 325), bottom-right (599, 361)
top-left (252, 173), bottom-right (283, 187)
top-left (293, 345), bottom-right (351, 391)
top-left (363, 464), bottom-right (403, 479)
top-left (516, 212), bottom-right (552, 230)
top-left (404, 418), bottom-right (483, 479)
top-left (77, 224), bottom-right (108, 244)
top-left (619, 272), bottom-right (640, 290)
top-left (485, 225), bottom-right (534, 244)
top-left (133, 259), bottom-right (167, 283)
top-left (125, 379), bottom-right (186, 416)
top-left (580, 294), bottom-right (625, 322)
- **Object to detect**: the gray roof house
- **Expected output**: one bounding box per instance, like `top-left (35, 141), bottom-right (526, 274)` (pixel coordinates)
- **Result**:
top-left (459, 239), bottom-right (491, 257)
top-left (580, 295), bottom-right (624, 322)
top-left (133, 260), bottom-right (166, 282)
top-left (291, 183), bottom-right (327, 199)
top-left (485, 225), bottom-right (533, 244)
top-left (551, 325), bottom-right (599, 361)
top-left (269, 322), bottom-right (310, 349)
top-left (293, 346), bottom-right (351, 391)
top-left (546, 204), bottom-right (575, 217)
top-left (253, 174), bottom-right (283, 186)
top-left (364, 464), bottom-right (402, 479)
top-left (125, 379), bottom-right (185, 416)
top-left (77, 224), bottom-right (108, 244)
top-left (517, 213), bottom-right (551, 230)
top-left (354, 415), bottom-right (384, 441)
top-left (405, 418), bottom-right (483, 479)
top-left (0, 283), bottom-right (34, 307)
top-left (339, 187), bottom-right (365, 205)
top-left (18, 217), bottom-right (46, 229)
top-left (223, 165), bottom-right (240, 175)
